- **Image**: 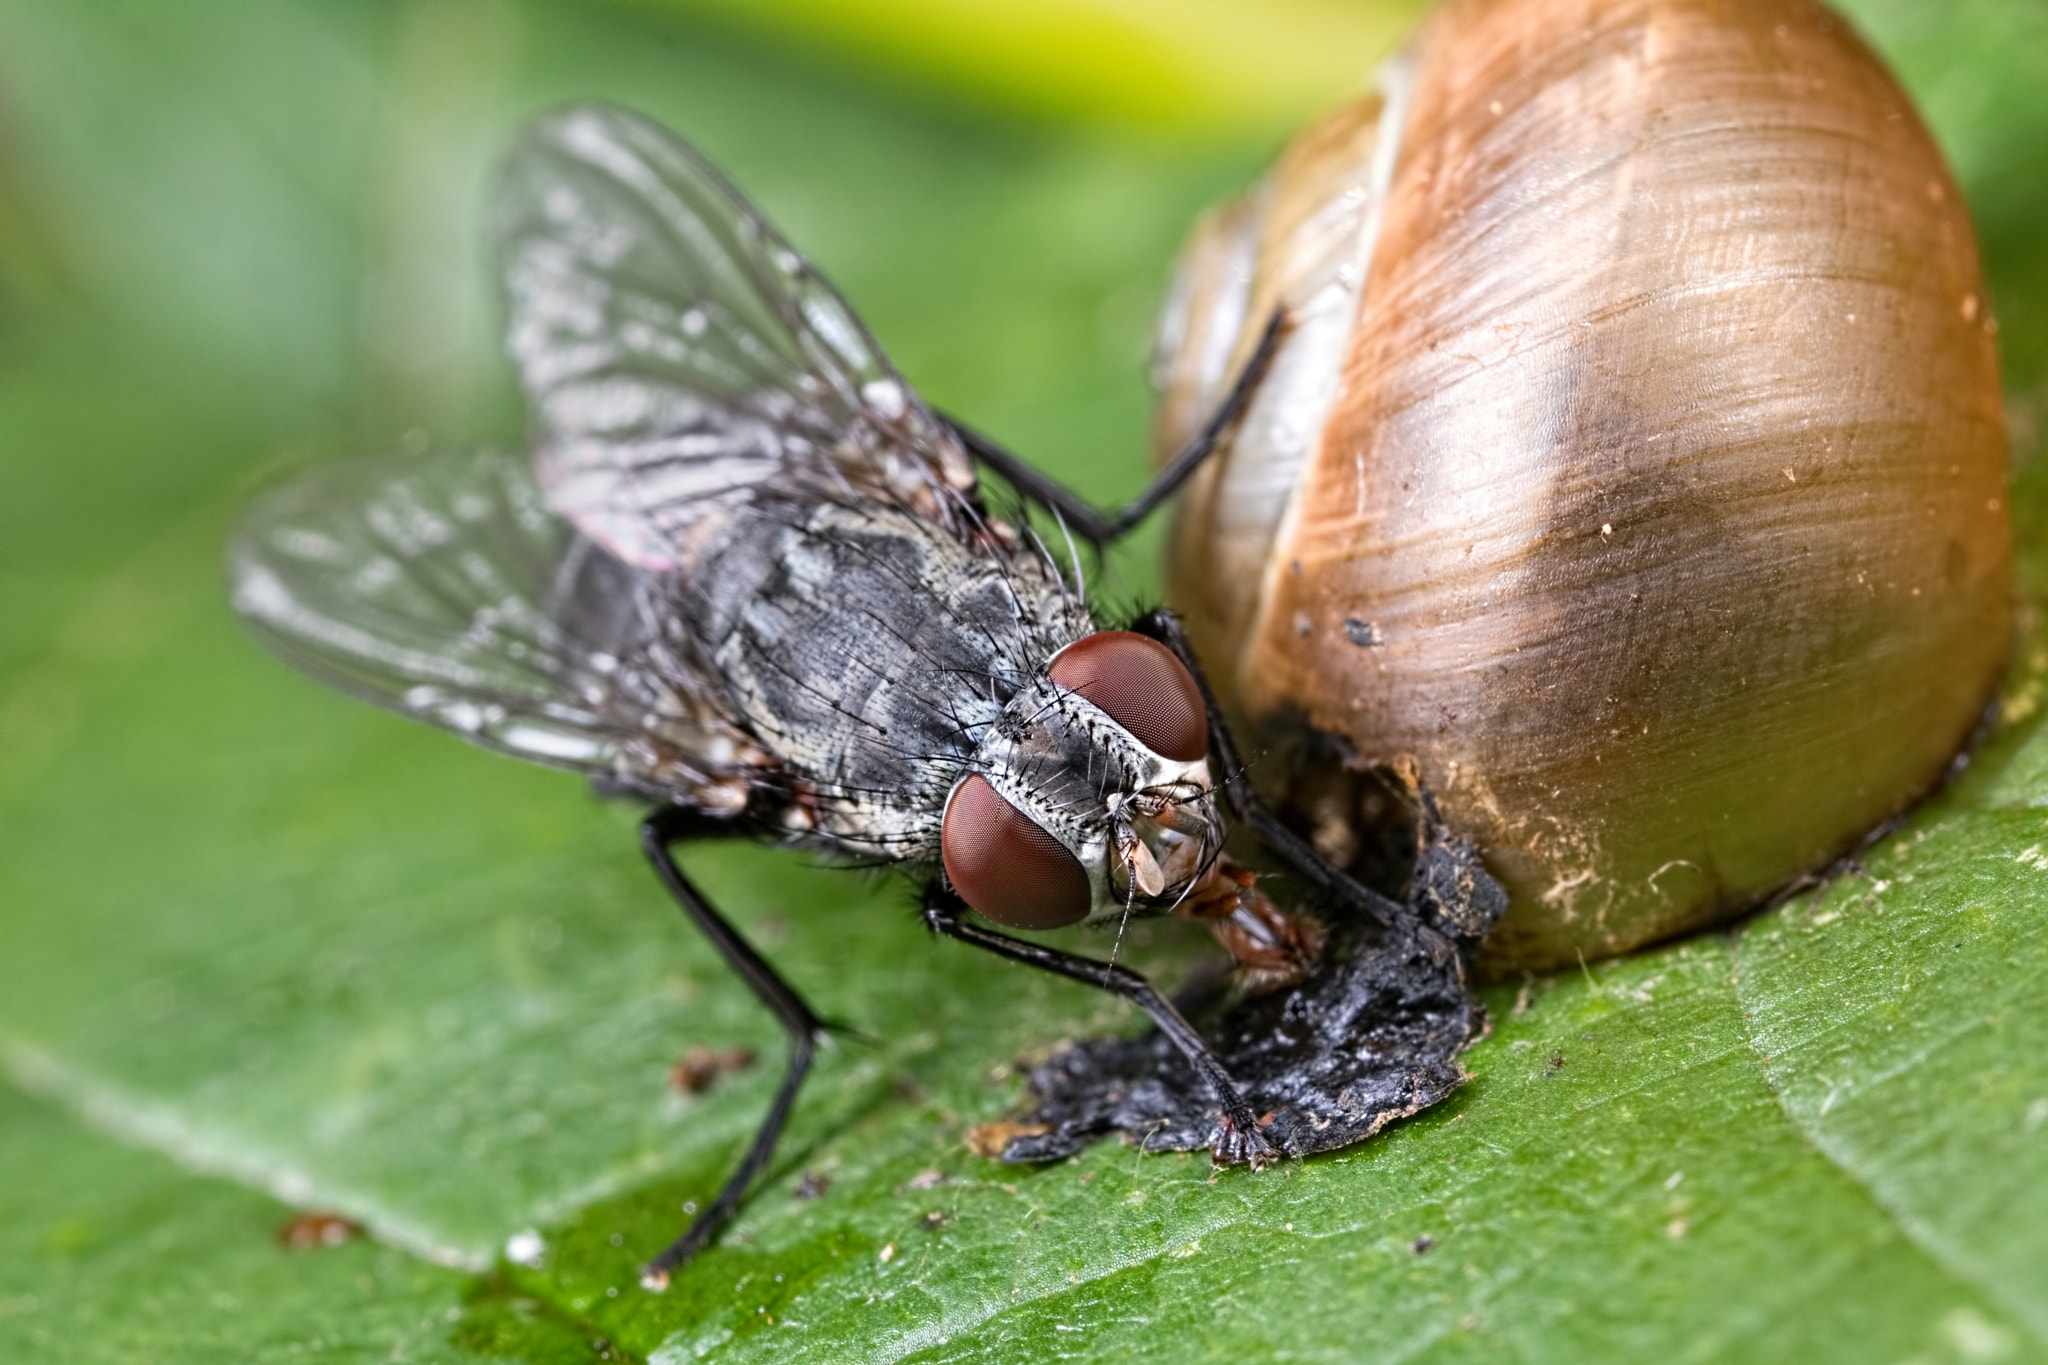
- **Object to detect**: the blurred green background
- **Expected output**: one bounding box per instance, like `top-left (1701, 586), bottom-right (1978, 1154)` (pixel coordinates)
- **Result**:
top-left (2, 1), bottom-right (2047, 1361)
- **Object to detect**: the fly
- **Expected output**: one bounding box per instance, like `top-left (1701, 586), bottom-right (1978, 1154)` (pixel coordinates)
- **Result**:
top-left (227, 103), bottom-right (1502, 1290)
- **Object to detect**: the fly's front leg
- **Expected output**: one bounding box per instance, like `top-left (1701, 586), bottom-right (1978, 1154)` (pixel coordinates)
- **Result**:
top-left (920, 881), bottom-right (1275, 1166)
top-left (636, 805), bottom-right (827, 1290)
top-left (942, 309), bottom-right (1286, 547)
top-left (1131, 608), bottom-right (1446, 945)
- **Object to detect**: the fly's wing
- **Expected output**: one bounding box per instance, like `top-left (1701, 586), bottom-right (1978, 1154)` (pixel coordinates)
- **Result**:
top-left (496, 102), bottom-right (981, 571)
top-left (227, 447), bottom-right (764, 808)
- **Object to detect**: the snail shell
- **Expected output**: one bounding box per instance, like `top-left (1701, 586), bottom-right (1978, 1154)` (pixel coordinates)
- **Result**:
top-left (1152, 0), bottom-right (2010, 973)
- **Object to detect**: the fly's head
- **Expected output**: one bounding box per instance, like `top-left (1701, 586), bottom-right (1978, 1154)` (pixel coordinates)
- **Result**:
top-left (940, 631), bottom-right (1225, 930)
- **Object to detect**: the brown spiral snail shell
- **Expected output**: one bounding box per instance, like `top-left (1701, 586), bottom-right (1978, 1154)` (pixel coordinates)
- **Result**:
top-left (1150, 0), bottom-right (2011, 973)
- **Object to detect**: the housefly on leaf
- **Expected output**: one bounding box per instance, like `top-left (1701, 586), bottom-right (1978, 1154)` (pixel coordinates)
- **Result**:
top-left (227, 104), bottom-right (1503, 1290)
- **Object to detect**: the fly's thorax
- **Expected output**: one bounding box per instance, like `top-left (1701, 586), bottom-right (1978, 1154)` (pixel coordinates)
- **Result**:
top-left (962, 675), bottom-right (1222, 923)
top-left (678, 496), bottom-right (1092, 862)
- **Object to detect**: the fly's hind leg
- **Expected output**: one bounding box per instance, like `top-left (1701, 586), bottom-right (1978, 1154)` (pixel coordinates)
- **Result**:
top-left (636, 805), bottom-right (826, 1290)
top-left (920, 881), bottom-right (1275, 1166)
top-left (941, 310), bottom-right (1286, 547)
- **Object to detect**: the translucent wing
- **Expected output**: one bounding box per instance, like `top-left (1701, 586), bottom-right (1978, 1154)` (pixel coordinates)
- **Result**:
top-left (227, 448), bottom-right (763, 806)
top-left (497, 102), bottom-right (979, 571)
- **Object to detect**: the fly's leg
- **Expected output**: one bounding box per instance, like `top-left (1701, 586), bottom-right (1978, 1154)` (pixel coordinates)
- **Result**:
top-left (941, 309), bottom-right (1286, 547)
top-left (1131, 608), bottom-right (1456, 948)
top-left (636, 806), bottom-right (826, 1290)
top-left (919, 881), bottom-right (1276, 1166)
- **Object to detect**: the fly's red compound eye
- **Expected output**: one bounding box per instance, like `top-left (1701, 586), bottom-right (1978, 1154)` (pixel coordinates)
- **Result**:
top-left (941, 775), bottom-right (1091, 929)
top-left (1047, 631), bottom-right (1209, 762)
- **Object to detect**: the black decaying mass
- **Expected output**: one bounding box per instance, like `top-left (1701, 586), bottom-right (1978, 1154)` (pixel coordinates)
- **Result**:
top-left (993, 817), bottom-right (1507, 1162)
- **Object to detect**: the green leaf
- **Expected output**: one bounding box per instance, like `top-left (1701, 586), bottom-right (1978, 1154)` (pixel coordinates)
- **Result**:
top-left (3, 0), bottom-right (2047, 1361)
top-left (1739, 803), bottom-right (2048, 1345)
top-left (499, 936), bottom-right (2036, 1362)
top-left (0, 1084), bottom-right (519, 1362)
